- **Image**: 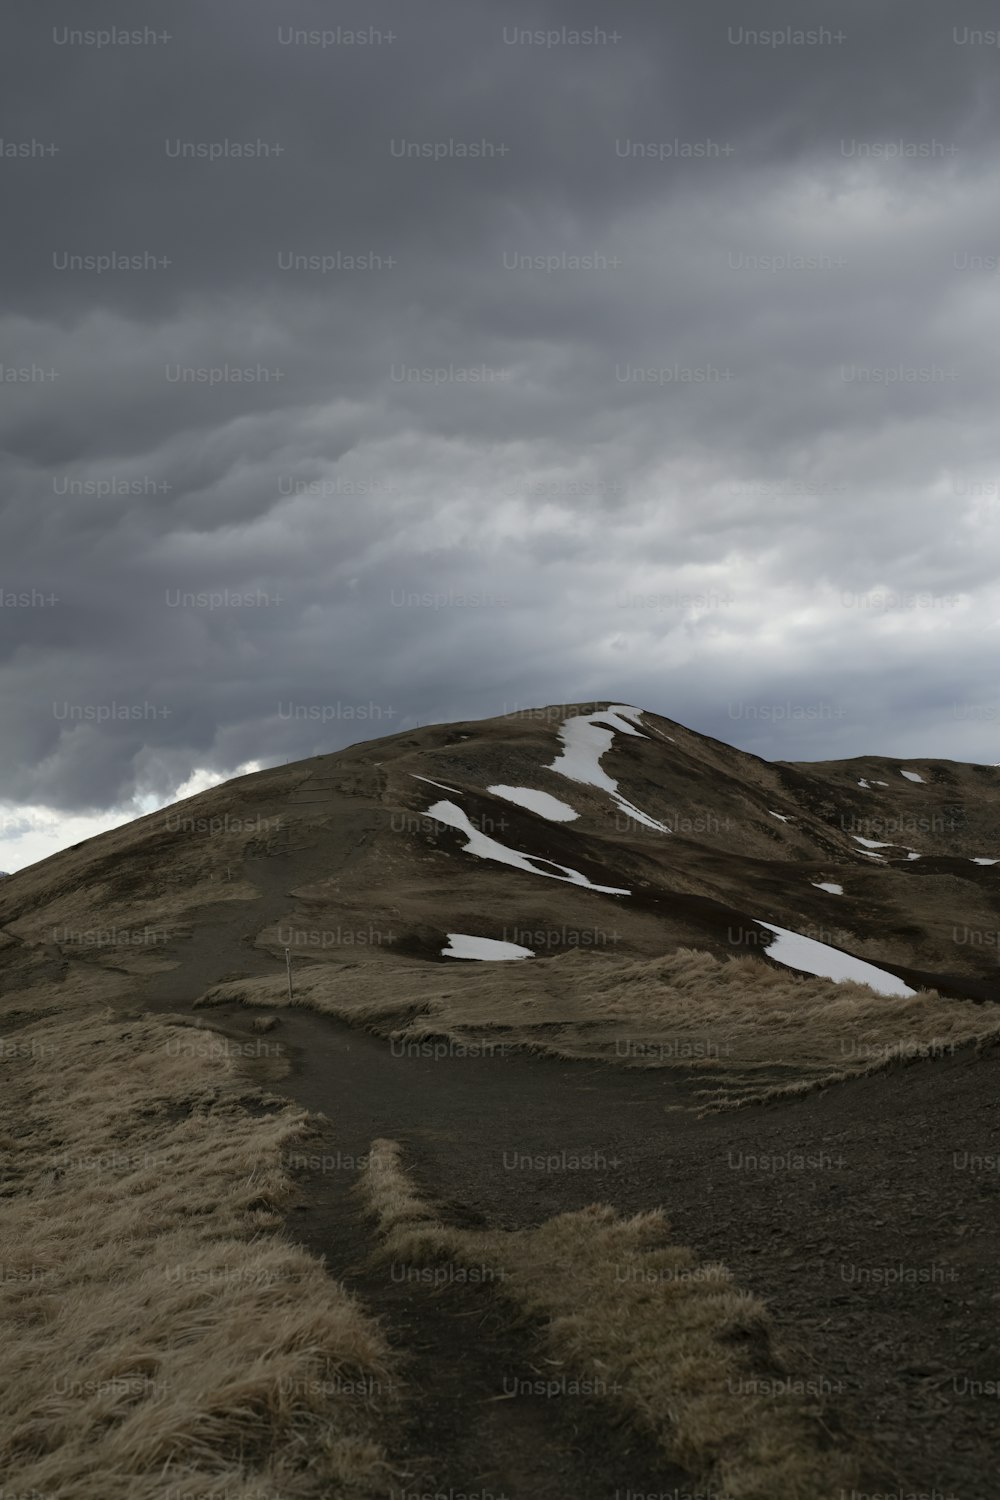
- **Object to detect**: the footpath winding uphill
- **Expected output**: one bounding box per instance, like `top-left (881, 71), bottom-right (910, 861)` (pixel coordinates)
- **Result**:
top-left (149, 980), bottom-right (1000, 1500)
top-left (131, 777), bottom-right (998, 1491)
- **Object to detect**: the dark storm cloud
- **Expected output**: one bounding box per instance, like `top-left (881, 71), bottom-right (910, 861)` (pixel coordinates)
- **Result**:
top-left (3, 0), bottom-right (1000, 864)
top-left (7, 0), bottom-right (1000, 322)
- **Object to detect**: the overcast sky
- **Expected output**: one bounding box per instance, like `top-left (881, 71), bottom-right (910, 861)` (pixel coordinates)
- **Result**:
top-left (3, 0), bottom-right (1000, 871)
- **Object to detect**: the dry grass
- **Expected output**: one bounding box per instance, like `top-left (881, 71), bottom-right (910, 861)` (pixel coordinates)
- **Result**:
top-left (0, 759), bottom-right (309, 958)
top-left (198, 945), bottom-right (1000, 1106)
top-left (0, 997), bottom-right (398, 1500)
top-left (362, 1135), bottom-right (437, 1238)
top-left (361, 1139), bottom-right (860, 1500)
top-left (2, 962), bottom-right (136, 1021)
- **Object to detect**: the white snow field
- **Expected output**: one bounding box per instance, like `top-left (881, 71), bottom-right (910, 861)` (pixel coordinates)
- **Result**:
top-left (441, 933), bottom-right (534, 960)
top-left (426, 799), bottom-right (631, 894)
top-left (755, 921), bottom-right (915, 997)
top-left (547, 706), bottom-right (669, 831)
top-left (900, 769), bottom-right (925, 783)
top-left (812, 881), bottom-right (844, 894)
top-left (486, 785), bottom-right (579, 821)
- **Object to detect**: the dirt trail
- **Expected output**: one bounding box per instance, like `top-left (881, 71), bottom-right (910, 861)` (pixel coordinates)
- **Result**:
top-left (137, 848), bottom-right (713, 1498)
top-left (146, 1005), bottom-right (710, 1497)
top-left (132, 828), bottom-right (1000, 1500)
top-left (282, 1107), bottom-right (706, 1500)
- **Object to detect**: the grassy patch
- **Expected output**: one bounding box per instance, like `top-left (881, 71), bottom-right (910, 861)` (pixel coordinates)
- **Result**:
top-left (0, 998), bottom-right (398, 1500)
top-left (199, 946), bottom-right (1000, 1106)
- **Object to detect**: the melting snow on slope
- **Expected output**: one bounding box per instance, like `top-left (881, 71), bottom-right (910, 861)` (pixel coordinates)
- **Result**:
top-left (487, 785), bottom-right (579, 821)
top-left (768, 810), bottom-right (793, 823)
top-left (812, 881), bottom-right (843, 894)
top-left (426, 799), bottom-right (630, 894)
top-left (858, 778), bottom-right (870, 789)
top-left (900, 769), bottom-right (925, 783)
top-left (853, 835), bottom-right (893, 848)
top-left (972, 857), bottom-right (999, 865)
top-left (442, 933), bottom-right (534, 960)
top-left (755, 922), bottom-right (915, 997)
top-left (547, 706), bottom-right (669, 831)
top-left (410, 772), bottom-right (463, 794)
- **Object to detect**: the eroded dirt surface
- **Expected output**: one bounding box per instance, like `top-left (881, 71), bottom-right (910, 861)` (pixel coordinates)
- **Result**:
top-left (143, 977), bottom-right (999, 1500)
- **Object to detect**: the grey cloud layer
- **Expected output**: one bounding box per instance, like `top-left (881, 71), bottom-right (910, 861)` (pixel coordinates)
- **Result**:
top-left (3, 0), bottom-right (1000, 829)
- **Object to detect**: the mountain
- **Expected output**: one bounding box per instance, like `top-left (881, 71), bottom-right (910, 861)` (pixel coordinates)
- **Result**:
top-left (3, 702), bottom-right (1000, 1499)
top-left (2, 699), bottom-right (998, 1111)
top-left (2, 698), bottom-right (998, 1003)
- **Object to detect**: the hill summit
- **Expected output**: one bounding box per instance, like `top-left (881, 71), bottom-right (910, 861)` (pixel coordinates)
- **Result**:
top-left (2, 700), bottom-right (998, 1045)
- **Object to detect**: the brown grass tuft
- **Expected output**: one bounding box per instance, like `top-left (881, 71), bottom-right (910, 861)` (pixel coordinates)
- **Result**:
top-left (360, 1139), bottom-right (861, 1500)
top-left (0, 998), bottom-right (398, 1500)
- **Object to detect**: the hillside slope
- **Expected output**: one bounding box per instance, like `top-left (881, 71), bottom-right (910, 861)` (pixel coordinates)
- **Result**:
top-left (4, 703), bottom-right (1000, 1498)
top-left (2, 701), bottom-right (998, 1012)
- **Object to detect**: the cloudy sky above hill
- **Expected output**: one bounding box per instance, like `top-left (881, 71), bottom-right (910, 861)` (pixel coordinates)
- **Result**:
top-left (3, 0), bottom-right (1000, 871)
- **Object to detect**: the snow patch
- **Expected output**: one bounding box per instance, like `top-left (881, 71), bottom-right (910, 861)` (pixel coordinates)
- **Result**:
top-left (487, 785), bottom-right (579, 821)
top-left (812, 881), bottom-right (843, 894)
top-left (755, 922), bottom-right (915, 997)
top-left (972, 857), bottom-right (999, 865)
top-left (442, 933), bottom-right (534, 961)
top-left (426, 799), bottom-right (630, 895)
top-left (410, 772), bottom-right (463, 794)
top-left (857, 778), bottom-right (870, 789)
top-left (608, 706), bottom-right (648, 727)
top-left (768, 810), bottom-right (793, 823)
top-left (548, 706), bottom-right (669, 832)
top-left (900, 769), bottom-right (925, 783)
top-left (853, 835), bottom-right (893, 848)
